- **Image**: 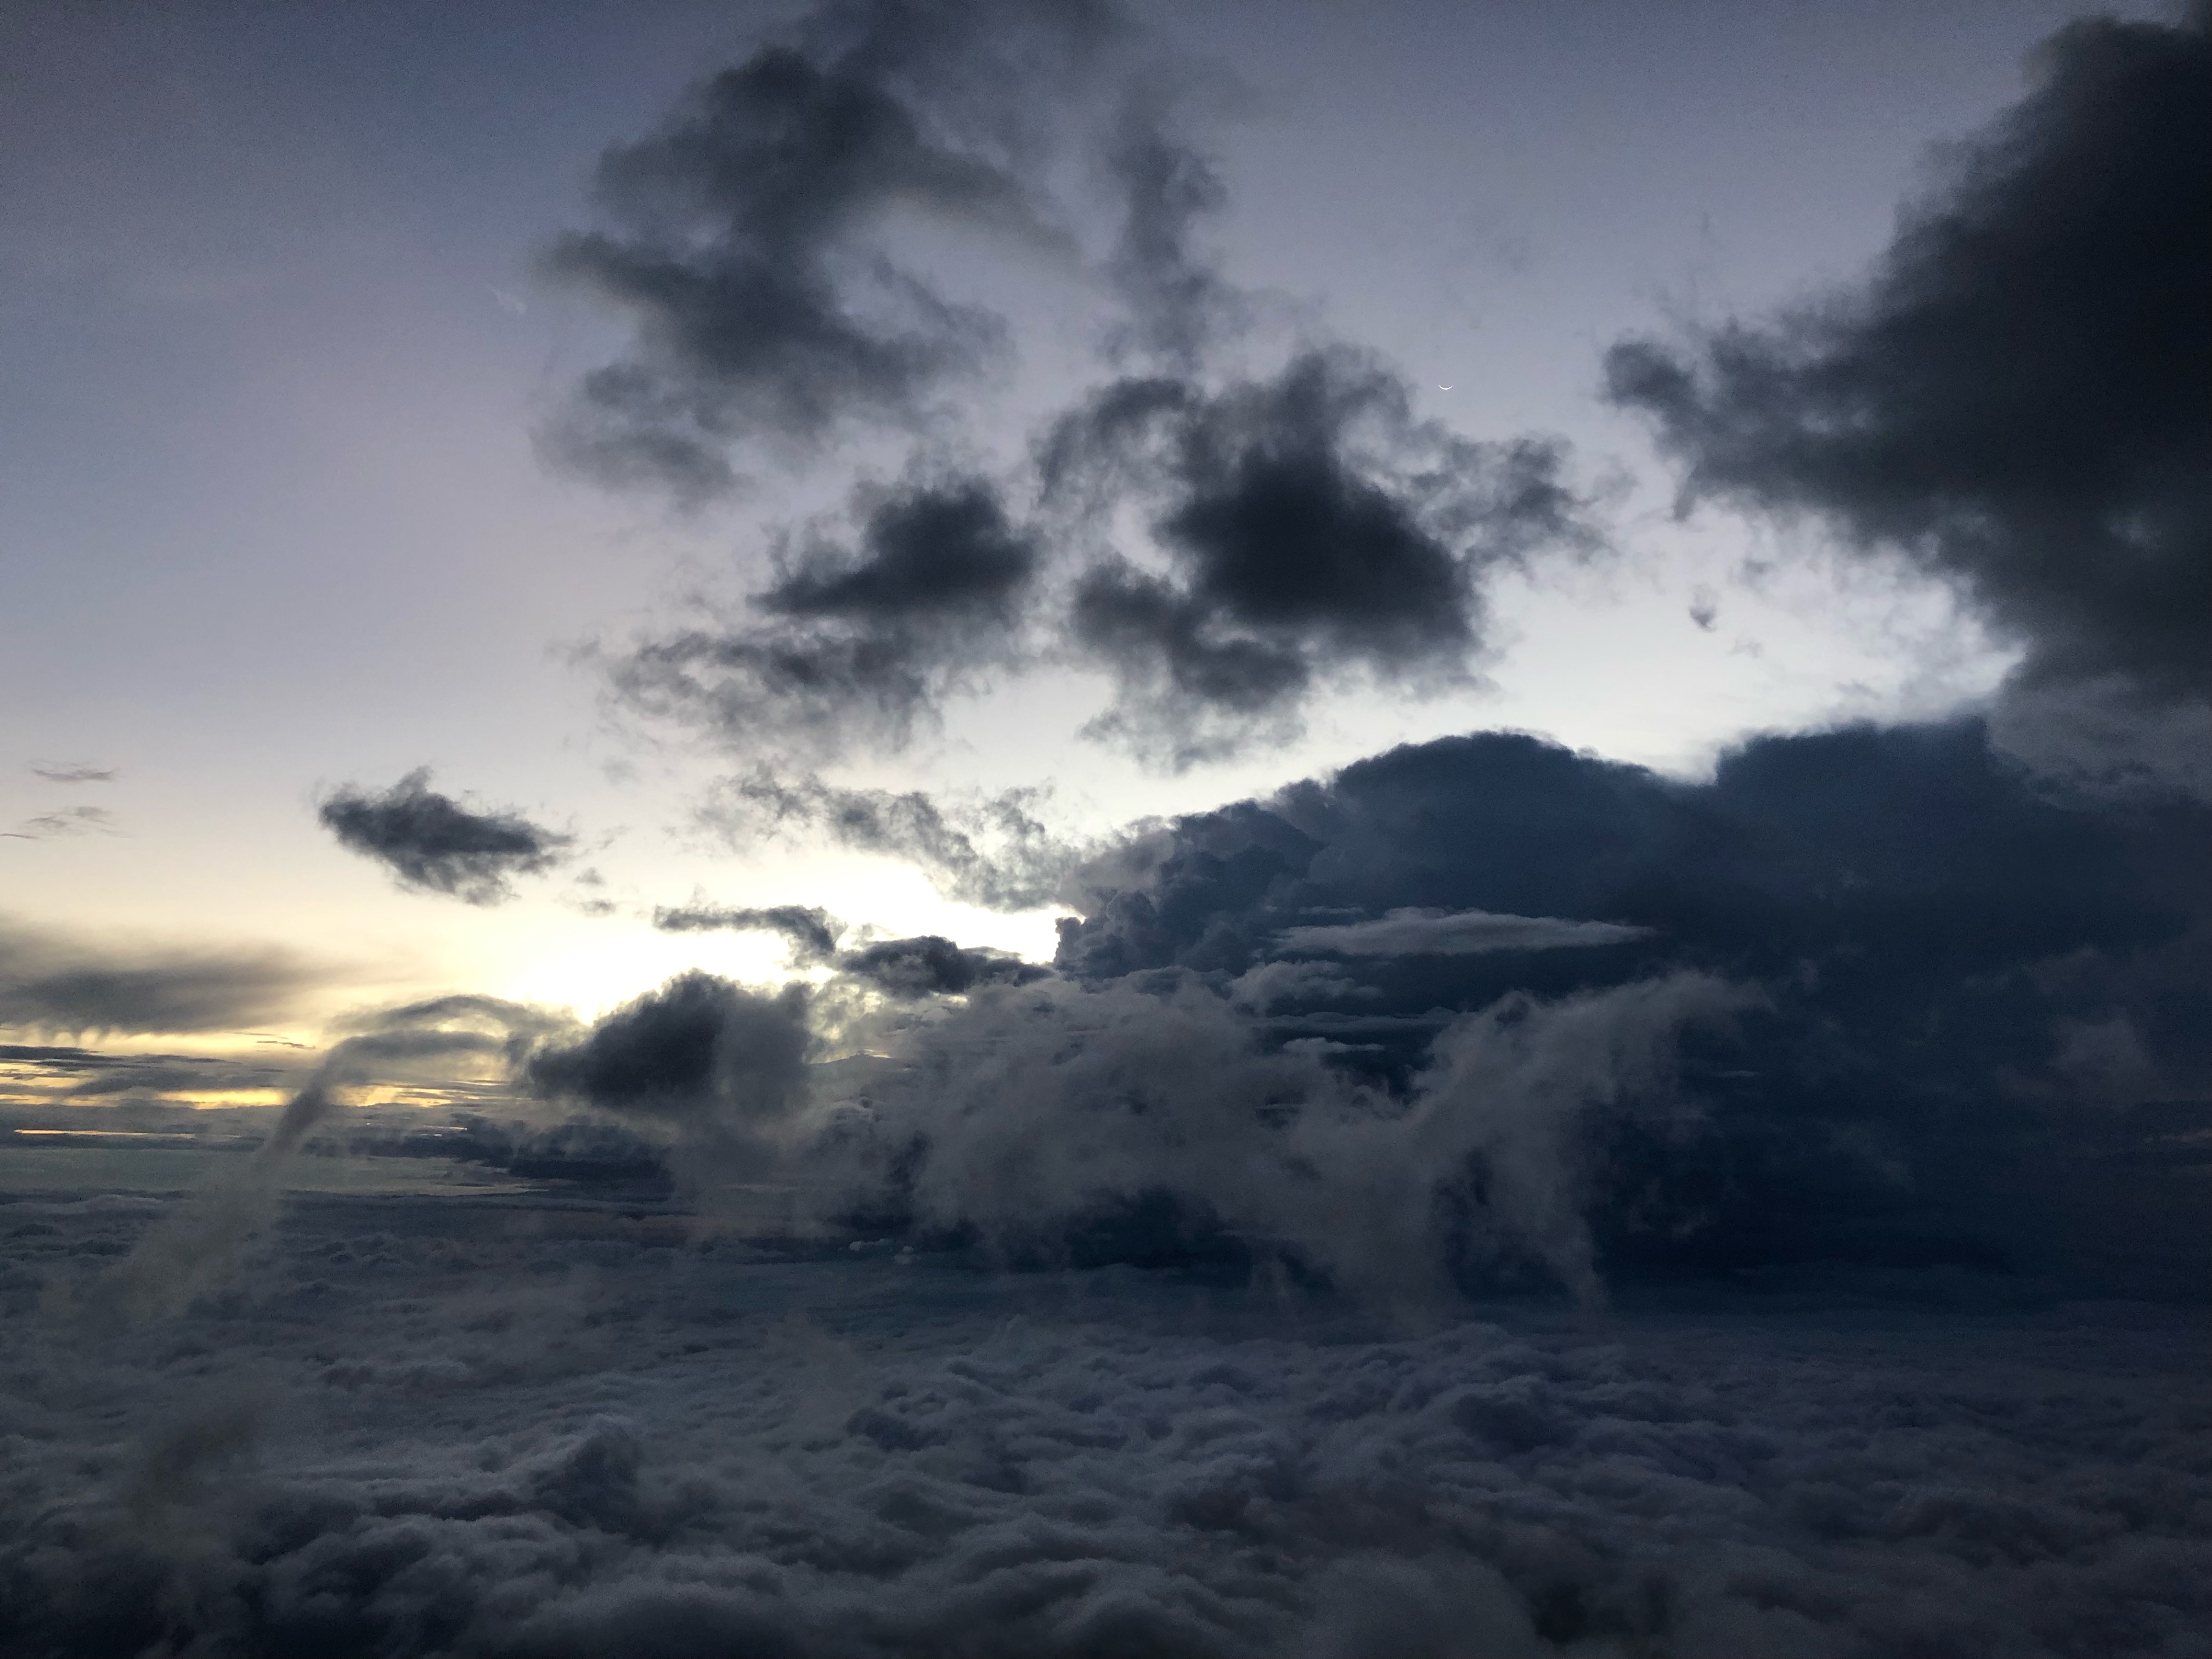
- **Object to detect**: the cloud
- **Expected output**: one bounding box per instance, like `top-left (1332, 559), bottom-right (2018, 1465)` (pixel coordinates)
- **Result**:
top-left (1052, 716), bottom-right (2212, 1285)
top-left (1276, 907), bottom-right (1654, 958)
top-left (90, 995), bottom-right (561, 1322)
top-left (610, 349), bottom-right (1594, 772)
top-left (2, 804), bottom-right (119, 840)
top-left (1044, 348), bottom-right (1594, 766)
top-left (566, 2), bottom-right (1598, 774)
top-left (539, 1), bottom-right (1103, 498)
top-left (654, 901), bottom-right (844, 964)
top-left (318, 769), bottom-right (571, 905)
top-left (1098, 75), bottom-right (1244, 370)
top-left (610, 477), bottom-right (1039, 759)
top-left (706, 769), bottom-right (1095, 912)
top-left (1223, 958), bottom-right (1374, 1012)
top-left (837, 933), bottom-right (1051, 997)
top-left (0, 916), bottom-right (324, 1036)
top-left (10, 1188), bottom-right (2208, 1659)
top-left (528, 971), bottom-right (812, 1132)
top-left (1606, 11), bottom-right (2211, 716)
top-left (845, 969), bottom-right (1741, 1304)
top-left (0, 1043), bottom-right (291, 1113)
top-left (29, 762), bottom-right (117, 783)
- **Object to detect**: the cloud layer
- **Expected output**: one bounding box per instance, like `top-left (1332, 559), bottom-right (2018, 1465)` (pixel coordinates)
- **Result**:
top-left (0, 916), bottom-right (324, 1037)
top-left (6, 1187), bottom-right (2207, 1658)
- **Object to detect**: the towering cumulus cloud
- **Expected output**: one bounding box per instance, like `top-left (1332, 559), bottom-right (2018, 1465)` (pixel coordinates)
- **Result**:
top-left (319, 769), bottom-right (570, 904)
top-left (509, 718), bottom-right (2209, 1301)
top-left (1048, 717), bottom-right (2212, 1287)
top-left (1607, 10), bottom-right (2211, 784)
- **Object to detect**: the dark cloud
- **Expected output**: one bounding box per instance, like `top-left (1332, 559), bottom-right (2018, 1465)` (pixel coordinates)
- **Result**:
top-left (29, 763), bottom-right (117, 783)
top-left (0, 916), bottom-right (324, 1036)
top-left (539, 2), bottom-right (1105, 498)
top-left (1276, 907), bottom-right (1654, 958)
top-left (837, 933), bottom-right (1050, 997)
top-left (528, 971), bottom-right (812, 1130)
top-left (318, 769), bottom-right (570, 905)
top-left (611, 477), bottom-right (1039, 759)
top-left (654, 901), bottom-right (844, 964)
top-left (2, 804), bottom-right (119, 840)
top-left (707, 769), bottom-right (1092, 912)
top-left (1049, 716), bottom-right (2212, 1287)
top-left (1607, 12), bottom-right (2211, 713)
top-left (1045, 348), bottom-right (1593, 766)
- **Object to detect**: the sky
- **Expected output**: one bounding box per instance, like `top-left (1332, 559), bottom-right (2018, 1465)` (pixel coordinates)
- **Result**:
top-left (5, 0), bottom-right (2155, 1025)
top-left (2, 2), bottom-right (2209, 1655)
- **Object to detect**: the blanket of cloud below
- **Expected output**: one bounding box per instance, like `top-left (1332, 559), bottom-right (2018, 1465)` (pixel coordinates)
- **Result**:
top-left (4, 1183), bottom-right (2209, 1659)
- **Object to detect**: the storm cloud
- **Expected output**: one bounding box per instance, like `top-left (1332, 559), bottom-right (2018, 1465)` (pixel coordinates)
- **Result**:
top-left (13, 6), bottom-right (2212, 1655)
top-left (1047, 348), bottom-right (1593, 766)
top-left (1049, 716), bottom-right (2212, 1288)
top-left (1606, 11), bottom-right (2211, 722)
top-left (319, 769), bottom-right (571, 905)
